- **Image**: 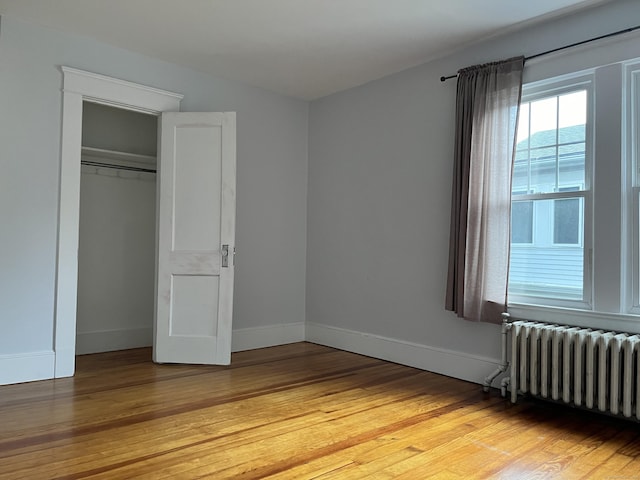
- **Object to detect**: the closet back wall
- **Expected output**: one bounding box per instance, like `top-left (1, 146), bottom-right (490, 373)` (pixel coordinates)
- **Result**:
top-left (76, 103), bottom-right (157, 354)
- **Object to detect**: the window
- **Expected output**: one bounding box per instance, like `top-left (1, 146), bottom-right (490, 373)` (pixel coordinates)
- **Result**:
top-left (509, 82), bottom-right (590, 304)
top-left (504, 38), bottom-right (640, 332)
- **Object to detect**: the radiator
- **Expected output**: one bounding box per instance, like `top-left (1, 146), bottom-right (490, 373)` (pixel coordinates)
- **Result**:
top-left (504, 320), bottom-right (640, 420)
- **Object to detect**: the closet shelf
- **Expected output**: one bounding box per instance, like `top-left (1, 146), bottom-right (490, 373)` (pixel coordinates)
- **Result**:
top-left (81, 146), bottom-right (156, 163)
top-left (81, 146), bottom-right (156, 172)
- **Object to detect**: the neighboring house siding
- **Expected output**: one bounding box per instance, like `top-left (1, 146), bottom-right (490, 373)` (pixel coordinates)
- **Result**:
top-left (510, 246), bottom-right (583, 298)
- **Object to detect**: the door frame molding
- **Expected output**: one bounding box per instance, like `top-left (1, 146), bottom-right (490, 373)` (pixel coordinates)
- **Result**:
top-left (55, 67), bottom-right (182, 378)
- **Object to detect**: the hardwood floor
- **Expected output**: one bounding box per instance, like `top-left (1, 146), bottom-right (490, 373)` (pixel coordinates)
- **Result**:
top-left (1, 343), bottom-right (639, 479)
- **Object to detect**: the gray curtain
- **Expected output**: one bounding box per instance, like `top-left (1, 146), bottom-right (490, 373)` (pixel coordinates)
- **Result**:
top-left (445, 56), bottom-right (524, 323)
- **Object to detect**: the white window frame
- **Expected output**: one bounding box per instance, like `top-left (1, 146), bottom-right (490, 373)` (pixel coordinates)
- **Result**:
top-left (625, 61), bottom-right (640, 314)
top-left (508, 73), bottom-right (594, 310)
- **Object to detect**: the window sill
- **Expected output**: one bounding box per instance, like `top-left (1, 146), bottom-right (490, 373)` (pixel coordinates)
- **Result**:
top-left (506, 302), bottom-right (640, 334)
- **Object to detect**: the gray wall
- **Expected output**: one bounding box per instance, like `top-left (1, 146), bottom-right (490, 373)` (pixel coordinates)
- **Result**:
top-left (0, 15), bottom-right (308, 360)
top-left (306, 0), bottom-right (640, 374)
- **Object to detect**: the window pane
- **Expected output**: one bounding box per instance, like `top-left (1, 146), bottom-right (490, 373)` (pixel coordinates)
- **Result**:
top-left (558, 90), bottom-right (587, 143)
top-left (512, 201), bottom-right (533, 243)
top-left (509, 198), bottom-right (583, 300)
top-left (512, 151), bottom-right (529, 194)
top-left (530, 97), bottom-right (558, 147)
top-left (558, 142), bottom-right (585, 189)
top-left (559, 123), bottom-right (586, 146)
top-left (517, 102), bottom-right (530, 144)
top-left (530, 146), bottom-right (557, 193)
top-left (554, 198), bottom-right (581, 244)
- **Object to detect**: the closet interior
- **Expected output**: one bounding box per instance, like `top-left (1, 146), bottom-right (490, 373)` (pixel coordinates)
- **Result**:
top-left (76, 102), bottom-right (158, 355)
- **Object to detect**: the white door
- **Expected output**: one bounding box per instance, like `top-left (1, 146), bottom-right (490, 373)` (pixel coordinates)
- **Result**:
top-left (154, 112), bottom-right (236, 365)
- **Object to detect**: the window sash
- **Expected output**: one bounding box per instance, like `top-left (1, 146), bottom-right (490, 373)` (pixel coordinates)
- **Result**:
top-left (509, 193), bottom-right (589, 307)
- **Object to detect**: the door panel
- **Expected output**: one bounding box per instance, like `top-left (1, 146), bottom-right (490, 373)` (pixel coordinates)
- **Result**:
top-left (173, 125), bottom-right (222, 250)
top-left (154, 112), bottom-right (236, 365)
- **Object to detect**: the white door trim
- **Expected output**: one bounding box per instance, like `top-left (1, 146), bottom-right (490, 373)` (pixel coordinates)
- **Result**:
top-left (55, 67), bottom-right (183, 378)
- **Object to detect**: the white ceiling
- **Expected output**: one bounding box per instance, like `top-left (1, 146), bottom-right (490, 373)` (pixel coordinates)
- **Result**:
top-left (0, 0), bottom-right (611, 100)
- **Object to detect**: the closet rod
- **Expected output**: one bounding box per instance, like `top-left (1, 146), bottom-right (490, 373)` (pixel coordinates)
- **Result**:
top-left (81, 159), bottom-right (156, 174)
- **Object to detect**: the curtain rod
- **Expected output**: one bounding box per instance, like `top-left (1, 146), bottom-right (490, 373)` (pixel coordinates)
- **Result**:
top-left (440, 24), bottom-right (640, 82)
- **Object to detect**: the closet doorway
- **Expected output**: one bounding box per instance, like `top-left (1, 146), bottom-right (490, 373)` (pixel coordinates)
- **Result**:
top-left (55, 67), bottom-right (236, 379)
top-left (76, 102), bottom-right (158, 355)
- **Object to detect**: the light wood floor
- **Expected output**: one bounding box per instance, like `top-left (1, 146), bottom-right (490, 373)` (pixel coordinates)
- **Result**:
top-left (1, 343), bottom-right (639, 479)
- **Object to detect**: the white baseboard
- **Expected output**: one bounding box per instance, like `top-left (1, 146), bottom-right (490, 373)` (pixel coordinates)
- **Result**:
top-left (0, 350), bottom-right (55, 385)
top-left (232, 322), bottom-right (305, 352)
top-left (5, 322), bottom-right (497, 387)
top-left (76, 327), bottom-right (153, 355)
top-left (305, 322), bottom-right (499, 385)
top-left (77, 323), bottom-right (307, 356)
